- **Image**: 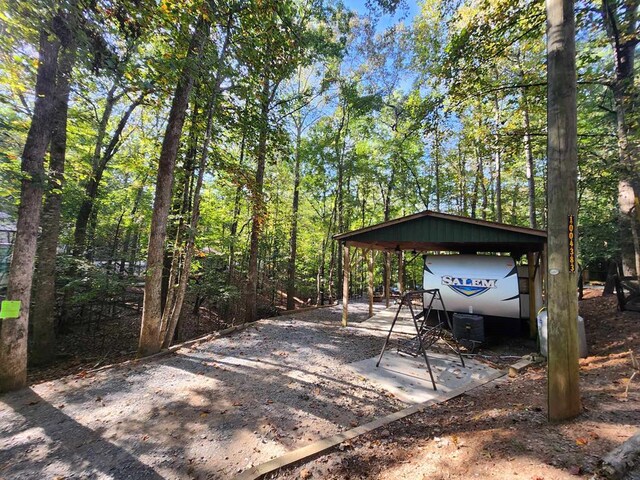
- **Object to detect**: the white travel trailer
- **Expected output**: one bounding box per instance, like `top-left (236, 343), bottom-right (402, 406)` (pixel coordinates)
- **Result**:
top-left (423, 254), bottom-right (543, 321)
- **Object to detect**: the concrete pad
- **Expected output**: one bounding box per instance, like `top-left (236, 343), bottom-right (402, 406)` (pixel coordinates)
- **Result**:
top-left (347, 351), bottom-right (500, 404)
top-left (354, 305), bottom-right (419, 335)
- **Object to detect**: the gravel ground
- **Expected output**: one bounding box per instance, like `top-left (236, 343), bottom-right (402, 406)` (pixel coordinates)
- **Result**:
top-left (268, 291), bottom-right (640, 480)
top-left (1, 302), bottom-right (402, 480)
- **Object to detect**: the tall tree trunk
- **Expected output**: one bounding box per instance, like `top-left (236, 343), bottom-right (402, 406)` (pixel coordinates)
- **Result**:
top-left (546, 0), bottom-right (581, 420)
top-left (161, 101), bottom-right (214, 348)
top-left (434, 125), bottom-right (441, 212)
top-left (316, 252), bottom-right (324, 305)
top-left (601, 0), bottom-right (640, 278)
top-left (471, 151), bottom-right (482, 218)
top-left (119, 181), bottom-right (146, 274)
top-left (457, 143), bottom-right (467, 215)
top-left (522, 87), bottom-right (538, 228)
top-left (328, 239), bottom-right (336, 303)
top-left (382, 184), bottom-right (393, 307)
top-left (0, 29), bottom-right (59, 392)
top-left (335, 102), bottom-right (348, 296)
top-left (245, 76), bottom-right (271, 324)
top-left (138, 19), bottom-right (207, 357)
top-left (162, 97), bottom-right (200, 315)
top-left (286, 122), bottom-right (303, 310)
top-left (228, 184), bottom-right (243, 281)
top-left (481, 168), bottom-right (488, 220)
top-left (493, 94), bottom-right (502, 223)
top-left (30, 31), bottom-right (76, 366)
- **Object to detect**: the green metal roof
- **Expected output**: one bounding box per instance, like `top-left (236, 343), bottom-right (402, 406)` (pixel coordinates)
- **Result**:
top-left (334, 210), bottom-right (546, 254)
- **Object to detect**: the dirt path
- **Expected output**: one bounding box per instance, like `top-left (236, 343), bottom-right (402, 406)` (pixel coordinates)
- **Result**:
top-left (1, 302), bottom-right (404, 480)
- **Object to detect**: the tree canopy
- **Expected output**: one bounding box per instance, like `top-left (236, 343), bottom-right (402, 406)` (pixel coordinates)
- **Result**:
top-left (0, 0), bottom-right (637, 388)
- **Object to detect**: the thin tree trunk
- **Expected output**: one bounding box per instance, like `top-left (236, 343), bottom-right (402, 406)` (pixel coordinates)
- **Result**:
top-left (286, 121), bottom-right (303, 310)
top-left (522, 88), bottom-right (537, 228)
top-left (481, 169), bottom-right (489, 220)
top-left (119, 181), bottom-right (146, 274)
top-left (316, 252), bottom-right (323, 305)
top-left (162, 98), bottom-right (200, 317)
top-left (335, 102), bottom-right (348, 295)
top-left (457, 143), bottom-right (467, 215)
top-left (245, 76), bottom-right (271, 324)
top-left (471, 151), bottom-right (482, 218)
top-left (434, 126), bottom-right (441, 212)
top-left (228, 184), bottom-right (243, 281)
top-left (328, 240), bottom-right (336, 304)
top-left (30, 35), bottom-right (76, 366)
top-left (601, 0), bottom-right (640, 279)
top-left (161, 100), bottom-right (214, 348)
top-left (493, 93), bottom-right (502, 223)
top-left (0, 29), bottom-right (59, 392)
top-left (138, 18), bottom-right (207, 356)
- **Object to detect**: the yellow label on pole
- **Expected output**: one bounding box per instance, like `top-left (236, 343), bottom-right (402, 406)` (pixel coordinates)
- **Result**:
top-left (0, 300), bottom-right (21, 319)
top-left (568, 215), bottom-right (576, 273)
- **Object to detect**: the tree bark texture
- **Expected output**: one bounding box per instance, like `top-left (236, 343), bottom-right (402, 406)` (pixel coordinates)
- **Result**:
top-left (493, 94), bottom-right (502, 223)
top-left (160, 102), bottom-right (213, 348)
top-left (522, 89), bottom-right (538, 229)
top-left (286, 122), bottom-right (302, 310)
top-left (245, 76), bottom-right (271, 324)
top-left (546, 0), bottom-right (581, 421)
top-left (601, 0), bottom-right (640, 279)
top-left (0, 29), bottom-right (59, 392)
top-left (138, 19), bottom-right (207, 357)
top-left (30, 30), bottom-right (76, 366)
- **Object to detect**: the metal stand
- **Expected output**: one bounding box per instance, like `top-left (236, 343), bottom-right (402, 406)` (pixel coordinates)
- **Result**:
top-left (375, 289), bottom-right (466, 391)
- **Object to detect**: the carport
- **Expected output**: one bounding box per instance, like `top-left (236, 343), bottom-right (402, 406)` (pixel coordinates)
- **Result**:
top-left (333, 210), bottom-right (547, 337)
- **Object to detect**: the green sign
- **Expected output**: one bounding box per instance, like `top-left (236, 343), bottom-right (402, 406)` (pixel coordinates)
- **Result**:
top-left (0, 300), bottom-right (21, 319)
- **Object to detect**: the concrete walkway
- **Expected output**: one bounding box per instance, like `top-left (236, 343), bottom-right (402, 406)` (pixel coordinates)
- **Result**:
top-left (348, 304), bottom-right (500, 404)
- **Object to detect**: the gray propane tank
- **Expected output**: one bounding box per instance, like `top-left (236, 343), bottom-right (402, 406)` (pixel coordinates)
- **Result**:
top-left (536, 309), bottom-right (588, 358)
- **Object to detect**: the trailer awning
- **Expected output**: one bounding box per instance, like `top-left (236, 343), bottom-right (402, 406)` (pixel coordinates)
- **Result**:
top-left (333, 210), bottom-right (546, 256)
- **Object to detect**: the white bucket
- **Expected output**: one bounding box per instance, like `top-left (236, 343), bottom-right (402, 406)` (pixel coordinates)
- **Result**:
top-left (537, 310), bottom-right (588, 358)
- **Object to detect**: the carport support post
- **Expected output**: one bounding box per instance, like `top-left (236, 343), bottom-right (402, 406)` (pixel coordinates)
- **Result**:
top-left (384, 252), bottom-right (391, 307)
top-left (342, 242), bottom-right (350, 327)
top-left (368, 249), bottom-right (374, 318)
top-left (528, 251), bottom-right (537, 339)
top-left (398, 250), bottom-right (404, 294)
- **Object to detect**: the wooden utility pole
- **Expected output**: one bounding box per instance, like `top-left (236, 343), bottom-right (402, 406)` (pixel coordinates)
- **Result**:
top-left (546, 0), bottom-right (581, 420)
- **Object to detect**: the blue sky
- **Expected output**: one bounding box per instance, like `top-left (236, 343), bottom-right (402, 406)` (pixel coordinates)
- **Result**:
top-left (345, 0), bottom-right (421, 29)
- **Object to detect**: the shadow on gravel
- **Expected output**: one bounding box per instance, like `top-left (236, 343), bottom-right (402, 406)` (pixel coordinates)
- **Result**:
top-left (0, 389), bottom-right (164, 479)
